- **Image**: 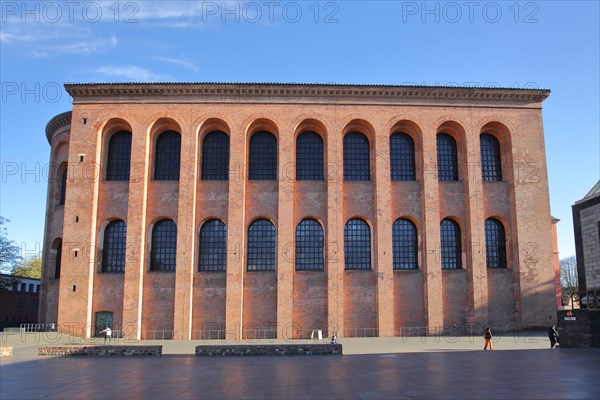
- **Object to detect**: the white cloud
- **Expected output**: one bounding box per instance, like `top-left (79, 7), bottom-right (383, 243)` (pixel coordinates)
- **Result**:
top-left (51, 33), bottom-right (118, 55)
top-left (92, 65), bottom-right (172, 82)
top-left (151, 56), bottom-right (200, 71)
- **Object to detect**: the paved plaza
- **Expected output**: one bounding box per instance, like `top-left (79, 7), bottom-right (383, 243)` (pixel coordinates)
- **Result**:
top-left (1, 333), bottom-right (599, 399)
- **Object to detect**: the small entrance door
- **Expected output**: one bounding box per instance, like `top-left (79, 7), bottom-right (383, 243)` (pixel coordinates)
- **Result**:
top-left (94, 311), bottom-right (113, 337)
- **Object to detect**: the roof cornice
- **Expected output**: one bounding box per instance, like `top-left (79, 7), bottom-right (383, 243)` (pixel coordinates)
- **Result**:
top-left (64, 82), bottom-right (551, 106)
top-left (45, 111), bottom-right (72, 144)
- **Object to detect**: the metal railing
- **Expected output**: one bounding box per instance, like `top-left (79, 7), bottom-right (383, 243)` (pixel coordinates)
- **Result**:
top-left (20, 323), bottom-right (56, 332)
top-left (142, 330), bottom-right (174, 340)
top-left (240, 328), bottom-right (278, 339)
top-left (580, 290), bottom-right (600, 309)
top-left (192, 330), bottom-right (226, 340)
top-left (344, 327), bottom-right (379, 337)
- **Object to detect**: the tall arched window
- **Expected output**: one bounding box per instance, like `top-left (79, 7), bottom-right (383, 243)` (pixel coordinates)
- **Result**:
top-left (154, 131), bottom-right (181, 180)
top-left (480, 134), bottom-right (502, 182)
top-left (344, 218), bottom-right (371, 270)
top-left (296, 132), bottom-right (324, 180)
top-left (54, 239), bottom-right (62, 279)
top-left (101, 220), bottom-right (127, 273)
top-left (392, 219), bottom-right (418, 270)
top-left (390, 133), bottom-right (416, 181)
top-left (150, 219), bottom-right (177, 272)
top-left (247, 219), bottom-right (276, 271)
top-left (249, 131), bottom-right (277, 180)
top-left (295, 218), bottom-right (324, 270)
top-left (59, 168), bottom-right (67, 206)
top-left (485, 218), bottom-right (507, 268)
top-left (344, 132), bottom-right (370, 181)
top-left (440, 218), bottom-right (462, 269)
top-left (106, 131), bottom-right (132, 181)
top-left (201, 131), bottom-right (230, 180)
top-left (437, 133), bottom-right (458, 181)
top-left (198, 219), bottom-right (227, 271)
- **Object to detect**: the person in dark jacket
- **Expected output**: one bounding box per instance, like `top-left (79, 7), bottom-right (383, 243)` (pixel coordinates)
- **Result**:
top-left (548, 325), bottom-right (559, 348)
top-left (483, 327), bottom-right (493, 350)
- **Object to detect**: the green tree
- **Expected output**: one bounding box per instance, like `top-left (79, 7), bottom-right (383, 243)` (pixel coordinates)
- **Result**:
top-left (0, 217), bottom-right (21, 274)
top-left (560, 255), bottom-right (579, 308)
top-left (12, 255), bottom-right (42, 279)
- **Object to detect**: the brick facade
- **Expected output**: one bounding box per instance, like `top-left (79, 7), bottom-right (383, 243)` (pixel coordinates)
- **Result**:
top-left (39, 83), bottom-right (557, 339)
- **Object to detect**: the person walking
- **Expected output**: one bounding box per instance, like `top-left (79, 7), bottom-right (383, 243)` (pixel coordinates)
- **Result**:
top-left (483, 327), bottom-right (493, 350)
top-left (548, 325), bottom-right (559, 349)
top-left (99, 326), bottom-right (112, 344)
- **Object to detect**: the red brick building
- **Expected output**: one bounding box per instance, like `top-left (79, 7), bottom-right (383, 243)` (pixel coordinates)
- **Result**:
top-left (39, 83), bottom-right (557, 340)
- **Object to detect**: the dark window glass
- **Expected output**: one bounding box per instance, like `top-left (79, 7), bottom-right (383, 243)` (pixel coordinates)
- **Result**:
top-left (390, 133), bottom-right (416, 181)
top-left (106, 131), bottom-right (132, 181)
top-left (198, 219), bottom-right (227, 271)
top-left (295, 219), bottom-right (324, 270)
top-left (150, 219), bottom-right (177, 272)
top-left (480, 134), bottom-right (502, 182)
top-left (392, 219), bottom-right (418, 270)
top-left (247, 219), bottom-right (276, 271)
top-left (249, 131), bottom-right (277, 180)
top-left (154, 131), bottom-right (181, 180)
top-left (102, 220), bottom-right (127, 273)
top-left (296, 132), bottom-right (324, 180)
top-left (437, 133), bottom-right (458, 181)
top-left (485, 218), bottom-right (507, 268)
top-left (59, 168), bottom-right (67, 205)
top-left (344, 218), bottom-right (371, 270)
top-left (344, 132), bottom-right (370, 181)
top-left (441, 219), bottom-right (462, 269)
top-left (54, 239), bottom-right (62, 279)
top-left (201, 131), bottom-right (230, 180)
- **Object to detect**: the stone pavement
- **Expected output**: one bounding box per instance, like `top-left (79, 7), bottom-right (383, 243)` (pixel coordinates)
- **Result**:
top-left (1, 332), bottom-right (599, 399)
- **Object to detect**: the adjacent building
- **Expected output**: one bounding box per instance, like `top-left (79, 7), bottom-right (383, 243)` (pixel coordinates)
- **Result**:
top-left (39, 83), bottom-right (557, 340)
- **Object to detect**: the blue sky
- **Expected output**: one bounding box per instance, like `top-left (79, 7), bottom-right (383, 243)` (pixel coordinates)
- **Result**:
top-left (0, 0), bottom-right (598, 261)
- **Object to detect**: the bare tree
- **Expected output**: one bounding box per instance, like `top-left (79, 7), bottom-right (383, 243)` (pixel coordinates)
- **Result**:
top-left (560, 255), bottom-right (579, 308)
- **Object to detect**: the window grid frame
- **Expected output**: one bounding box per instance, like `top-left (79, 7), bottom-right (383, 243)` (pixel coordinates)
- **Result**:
top-left (198, 219), bottom-right (227, 272)
top-left (485, 218), bottom-right (507, 269)
top-left (437, 133), bottom-right (459, 182)
top-left (390, 133), bottom-right (416, 181)
top-left (344, 132), bottom-right (370, 181)
top-left (392, 219), bottom-right (418, 270)
top-left (150, 219), bottom-right (177, 272)
top-left (106, 131), bottom-right (132, 181)
top-left (154, 131), bottom-right (181, 181)
top-left (249, 131), bottom-right (277, 181)
top-left (101, 220), bottom-right (127, 273)
top-left (480, 134), bottom-right (503, 182)
top-left (201, 131), bottom-right (230, 180)
top-left (441, 219), bottom-right (462, 270)
top-left (247, 219), bottom-right (276, 271)
top-left (59, 168), bottom-right (67, 206)
top-left (295, 219), bottom-right (325, 271)
top-left (296, 132), bottom-right (324, 181)
top-left (344, 218), bottom-right (371, 270)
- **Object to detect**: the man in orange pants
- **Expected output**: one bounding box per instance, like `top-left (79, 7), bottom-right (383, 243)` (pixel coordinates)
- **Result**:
top-left (483, 327), bottom-right (493, 350)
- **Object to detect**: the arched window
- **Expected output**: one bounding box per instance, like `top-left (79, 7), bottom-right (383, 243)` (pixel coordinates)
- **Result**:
top-left (480, 134), bottom-right (502, 182)
top-left (249, 131), bottom-right (277, 180)
top-left (154, 131), bottom-right (181, 180)
top-left (101, 220), bottom-right (127, 273)
top-left (437, 133), bottom-right (458, 181)
top-left (247, 219), bottom-right (276, 271)
top-left (295, 219), bottom-right (324, 270)
top-left (106, 131), bottom-right (132, 181)
top-left (440, 219), bottom-right (462, 269)
top-left (54, 239), bottom-right (62, 279)
top-left (392, 219), bottom-right (418, 270)
top-left (485, 218), bottom-right (507, 268)
top-left (390, 133), bottom-right (416, 181)
top-left (296, 132), bottom-right (324, 180)
top-left (59, 168), bottom-right (67, 206)
top-left (344, 132), bottom-right (370, 181)
top-left (150, 219), bottom-right (177, 272)
top-left (344, 218), bottom-right (371, 270)
top-left (201, 131), bottom-right (230, 180)
top-left (198, 219), bottom-right (227, 271)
